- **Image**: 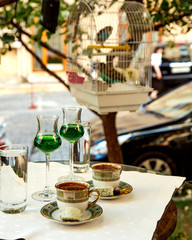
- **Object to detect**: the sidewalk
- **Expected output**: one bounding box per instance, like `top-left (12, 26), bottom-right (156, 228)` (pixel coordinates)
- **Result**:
top-left (0, 81), bottom-right (68, 95)
top-left (0, 71), bottom-right (69, 95)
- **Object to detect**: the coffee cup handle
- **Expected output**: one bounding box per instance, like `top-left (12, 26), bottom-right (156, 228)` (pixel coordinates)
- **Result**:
top-left (87, 189), bottom-right (100, 210)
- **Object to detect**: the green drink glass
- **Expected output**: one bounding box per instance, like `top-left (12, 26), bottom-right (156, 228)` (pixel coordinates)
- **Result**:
top-left (32, 115), bottom-right (62, 202)
top-left (59, 106), bottom-right (84, 180)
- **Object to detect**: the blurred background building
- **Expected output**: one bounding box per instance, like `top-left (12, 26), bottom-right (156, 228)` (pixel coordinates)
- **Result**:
top-left (0, 30), bottom-right (67, 84)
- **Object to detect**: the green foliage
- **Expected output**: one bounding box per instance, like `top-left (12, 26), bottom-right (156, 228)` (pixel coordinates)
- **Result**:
top-left (147, 0), bottom-right (192, 34)
top-left (170, 232), bottom-right (192, 240)
top-left (0, 33), bottom-right (15, 54)
top-left (82, 49), bottom-right (93, 58)
top-left (1, 32), bottom-right (15, 43)
top-left (0, 0), bottom-right (192, 56)
top-left (167, 40), bottom-right (176, 48)
top-left (0, 0), bottom-right (69, 47)
top-left (174, 182), bottom-right (192, 199)
top-left (171, 184), bottom-right (192, 239)
top-left (72, 44), bottom-right (80, 53)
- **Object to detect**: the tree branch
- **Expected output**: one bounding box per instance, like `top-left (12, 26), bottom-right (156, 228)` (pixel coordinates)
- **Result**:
top-left (11, 20), bottom-right (92, 78)
top-left (13, 0), bottom-right (18, 18)
top-left (0, 0), bottom-right (17, 7)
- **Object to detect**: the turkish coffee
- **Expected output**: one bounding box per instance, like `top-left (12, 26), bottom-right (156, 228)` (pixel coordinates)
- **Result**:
top-left (92, 163), bottom-right (119, 171)
top-left (56, 181), bottom-right (88, 191)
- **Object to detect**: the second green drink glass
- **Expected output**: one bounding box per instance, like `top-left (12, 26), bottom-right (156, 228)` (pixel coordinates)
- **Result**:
top-left (59, 106), bottom-right (84, 180)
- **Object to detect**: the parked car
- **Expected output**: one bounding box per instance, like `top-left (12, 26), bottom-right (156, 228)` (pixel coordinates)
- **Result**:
top-left (90, 81), bottom-right (192, 179)
top-left (153, 43), bottom-right (192, 94)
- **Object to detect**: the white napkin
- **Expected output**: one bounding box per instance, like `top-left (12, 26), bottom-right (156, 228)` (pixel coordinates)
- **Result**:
top-left (0, 162), bottom-right (185, 240)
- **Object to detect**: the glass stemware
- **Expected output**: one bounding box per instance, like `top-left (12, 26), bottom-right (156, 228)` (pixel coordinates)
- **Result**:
top-left (32, 115), bottom-right (62, 202)
top-left (59, 106), bottom-right (84, 180)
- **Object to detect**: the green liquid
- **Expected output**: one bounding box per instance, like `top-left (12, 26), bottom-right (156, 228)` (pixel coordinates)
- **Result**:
top-left (34, 134), bottom-right (62, 155)
top-left (60, 124), bottom-right (84, 143)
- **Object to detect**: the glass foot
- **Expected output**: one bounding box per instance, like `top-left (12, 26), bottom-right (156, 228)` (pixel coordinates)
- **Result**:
top-left (31, 190), bottom-right (55, 202)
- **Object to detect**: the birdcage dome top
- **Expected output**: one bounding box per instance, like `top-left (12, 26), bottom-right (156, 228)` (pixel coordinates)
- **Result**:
top-left (67, 0), bottom-right (153, 44)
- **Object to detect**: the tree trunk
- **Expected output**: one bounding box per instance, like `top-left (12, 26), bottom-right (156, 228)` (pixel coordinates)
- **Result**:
top-left (101, 112), bottom-right (124, 164)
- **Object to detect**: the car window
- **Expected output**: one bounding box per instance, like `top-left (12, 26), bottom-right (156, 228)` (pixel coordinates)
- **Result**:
top-left (162, 45), bottom-right (191, 62)
top-left (146, 82), bottom-right (192, 119)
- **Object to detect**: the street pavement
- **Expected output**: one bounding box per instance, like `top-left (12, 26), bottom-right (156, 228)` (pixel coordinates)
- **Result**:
top-left (0, 82), bottom-right (96, 162)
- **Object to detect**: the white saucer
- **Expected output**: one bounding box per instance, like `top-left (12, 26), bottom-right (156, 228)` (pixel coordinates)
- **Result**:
top-left (40, 201), bottom-right (103, 225)
top-left (87, 180), bottom-right (133, 199)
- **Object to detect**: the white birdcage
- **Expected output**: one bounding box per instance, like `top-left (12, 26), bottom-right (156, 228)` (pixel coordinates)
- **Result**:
top-left (66, 0), bottom-right (154, 114)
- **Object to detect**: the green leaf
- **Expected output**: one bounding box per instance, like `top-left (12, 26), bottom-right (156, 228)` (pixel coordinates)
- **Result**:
top-left (1, 33), bottom-right (15, 43)
top-left (0, 47), bottom-right (8, 55)
top-left (160, 0), bottom-right (169, 10)
top-left (72, 44), bottom-right (80, 52)
top-left (82, 48), bottom-right (93, 58)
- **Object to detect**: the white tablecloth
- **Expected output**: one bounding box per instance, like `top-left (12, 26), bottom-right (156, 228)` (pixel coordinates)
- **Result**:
top-left (0, 162), bottom-right (185, 240)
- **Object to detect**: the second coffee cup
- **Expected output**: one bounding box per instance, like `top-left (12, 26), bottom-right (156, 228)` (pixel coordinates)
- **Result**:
top-left (91, 163), bottom-right (122, 189)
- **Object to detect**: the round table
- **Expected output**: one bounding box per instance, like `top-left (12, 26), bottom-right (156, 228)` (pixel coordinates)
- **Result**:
top-left (47, 160), bottom-right (180, 239)
top-left (99, 163), bottom-right (178, 240)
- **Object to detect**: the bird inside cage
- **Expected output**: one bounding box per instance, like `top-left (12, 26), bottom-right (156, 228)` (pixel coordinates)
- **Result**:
top-left (96, 26), bottom-right (113, 45)
top-left (97, 62), bottom-right (126, 85)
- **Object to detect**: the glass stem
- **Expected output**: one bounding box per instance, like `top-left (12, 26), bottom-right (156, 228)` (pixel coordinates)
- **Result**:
top-left (44, 154), bottom-right (51, 194)
top-left (69, 142), bottom-right (74, 178)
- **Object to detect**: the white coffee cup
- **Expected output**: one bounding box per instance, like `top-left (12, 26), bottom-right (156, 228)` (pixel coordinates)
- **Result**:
top-left (92, 163), bottom-right (122, 189)
top-left (55, 181), bottom-right (100, 212)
